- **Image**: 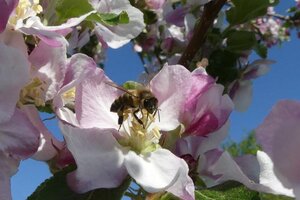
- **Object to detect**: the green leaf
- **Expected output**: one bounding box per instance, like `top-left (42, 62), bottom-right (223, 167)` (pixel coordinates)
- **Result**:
top-left (223, 131), bottom-right (261, 157)
top-left (87, 11), bottom-right (129, 26)
top-left (254, 43), bottom-right (268, 58)
top-left (143, 10), bottom-right (158, 25)
top-left (160, 192), bottom-right (180, 200)
top-left (206, 50), bottom-right (239, 85)
top-left (55, 0), bottom-right (94, 24)
top-left (226, 31), bottom-right (257, 52)
top-left (37, 103), bottom-right (53, 114)
top-left (27, 166), bottom-right (131, 200)
top-left (226, 0), bottom-right (279, 26)
top-left (260, 193), bottom-right (294, 200)
top-left (195, 181), bottom-right (260, 200)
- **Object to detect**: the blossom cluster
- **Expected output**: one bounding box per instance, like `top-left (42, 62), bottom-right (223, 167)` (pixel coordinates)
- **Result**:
top-left (0, 0), bottom-right (299, 200)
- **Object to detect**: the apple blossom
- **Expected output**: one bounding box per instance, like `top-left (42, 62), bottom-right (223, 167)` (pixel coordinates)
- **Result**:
top-left (175, 122), bottom-right (229, 184)
top-left (228, 59), bottom-right (274, 112)
top-left (55, 64), bottom-right (207, 199)
top-left (0, 29), bottom-right (40, 199)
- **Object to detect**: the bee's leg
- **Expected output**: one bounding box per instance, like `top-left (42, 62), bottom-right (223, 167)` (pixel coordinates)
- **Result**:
top-left (153, 109), bottom-right (160, 122)
top-left (133, 109), bottom-right (145, 128)
top-left (117, 115), bottom-right (123, 131)
top-left (117, 106), bottom-right (125, 131)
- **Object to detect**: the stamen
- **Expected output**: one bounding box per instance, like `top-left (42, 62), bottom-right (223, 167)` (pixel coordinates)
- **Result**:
top-left (119, 109), bottom-right (161, 154)
top-left (18, 77), bottom-right (45, 107)
top-left (9, 0), bottom-right (43, 26)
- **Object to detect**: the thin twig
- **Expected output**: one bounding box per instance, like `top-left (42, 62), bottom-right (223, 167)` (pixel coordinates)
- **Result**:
top-left (178, 0), bottom-right (227, 69)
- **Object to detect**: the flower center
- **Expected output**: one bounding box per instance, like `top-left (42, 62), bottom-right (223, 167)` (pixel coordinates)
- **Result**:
top-left (18, 77), bottom-right (45, 107)
top-left (118, 109), bottom-right (161, 154)
top-left (9, 0), bottom-right (43, 26)
top-left (61, 87), bottom-right (76, 111)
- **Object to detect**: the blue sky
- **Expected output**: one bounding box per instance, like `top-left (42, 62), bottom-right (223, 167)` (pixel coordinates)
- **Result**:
top-left (11, 1), bottom-right (300, 199)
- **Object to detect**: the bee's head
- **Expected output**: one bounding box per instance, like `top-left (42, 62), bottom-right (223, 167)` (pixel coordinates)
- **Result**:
top-left (143, 97), bottom-right (158, 114)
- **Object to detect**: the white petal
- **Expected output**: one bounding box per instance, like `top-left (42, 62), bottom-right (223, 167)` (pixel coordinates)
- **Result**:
top-left (0, 43), bottom-right (29, 123)
top-left (93, 0), bottom-right (145, 48)
top-left (125, 149), bottom-right (184, 193)
top-left (59, 123), bottom-right (127, 193)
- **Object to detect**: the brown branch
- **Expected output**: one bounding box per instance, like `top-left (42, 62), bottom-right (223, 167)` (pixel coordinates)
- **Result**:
top-left (178, 0), bottom-right (227, 69)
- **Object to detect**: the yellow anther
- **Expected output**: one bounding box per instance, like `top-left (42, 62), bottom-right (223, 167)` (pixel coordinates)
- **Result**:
top-left (9, 0), bottom-right (43, 26)
top-left (18, 77), bottom-right (45, 107)
top-left (119, 110), bottom-right (161, 154)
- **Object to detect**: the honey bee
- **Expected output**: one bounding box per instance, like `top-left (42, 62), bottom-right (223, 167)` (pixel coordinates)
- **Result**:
top-left (107, 82), bottom-right (159, 129)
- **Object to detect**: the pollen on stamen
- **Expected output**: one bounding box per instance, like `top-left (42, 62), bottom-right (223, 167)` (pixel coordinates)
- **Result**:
top-left (18, 77), bottom-right (45, 107)
top-left (119, 110), bottom-right (161, 154)
top-left (9, 0), bottom-right (43, 26)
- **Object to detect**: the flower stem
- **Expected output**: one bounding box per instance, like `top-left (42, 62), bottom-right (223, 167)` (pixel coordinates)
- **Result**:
top-left (178, 0), bottom-right (227, 69)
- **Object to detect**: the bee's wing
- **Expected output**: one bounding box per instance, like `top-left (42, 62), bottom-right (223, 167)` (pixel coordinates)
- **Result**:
top-left (105, 81), bottom-right (139, 98)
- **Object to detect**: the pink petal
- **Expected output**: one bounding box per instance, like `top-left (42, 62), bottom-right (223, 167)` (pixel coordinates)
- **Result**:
top-left (0, 152), bottom-right (19, 200)
top-left (59, 123), bottom-right (127, 193)
top-left (54, 53), bottom-right (97, 110)
top-left (184, 84), bottom-right (233, 136)
top-left (164, 6), bottom-right (188, 27)
top-left (0, 109), bottom-right (39, 159)
top-left (22, 105), bottom-right (63, 161)
top-left (0, 28), bottom-right (27, 54)
top-left (145, 0), bottom-right (166, 10)
top-left (256, 100), bottom-right (300, 187)
top-left (150, 64), bottom-right (191, 131)
top-left (0, 42), bottom-right (29, 123)
top-left (18, 11), bottom-right (96, 46)
top-left (0, 0), bottom-right (18, 32)
top-left (75, 68), bottom-right (121, 129)
top-left (209, 151), bottom-right (294, 197)
top-left (29, 41), bottom-right (67, 101)
top-left (231, 80), bottom-right (253, 112)
top-left (176, 121), bottom-right (229, 158)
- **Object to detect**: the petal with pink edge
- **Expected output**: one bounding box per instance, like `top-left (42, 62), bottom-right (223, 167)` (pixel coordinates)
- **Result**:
top-left (0, 152), bottom-right (19, 200)
top-left (54, 53), bottom-right (97, 111)
top-left (0, 0), bottom-right (18, 32)
top-left (184, 84), bottom-right (233, 136)
top-left (0, 43), bottom-right (29, 123)
top-left (18, 11), bottom-right (96, 46)
top-left (22, 105), bottom-right (63, 161)
top-left (150, 64), bottom-right (191, 131)
top-left (59, 123), bottom-right (127, 193)
top-left (209, 150), bottom-right (294, 197)
top-left (0, 109), bottom-right (39, 159)
top-left (231, 80), bottom-right (252, 112)
top-left (0, 29), bottom-right (27, 54)
top-left (29, 41), bottom-right (67, 102)
top-left (75, 68), bottom-right (121, 129)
